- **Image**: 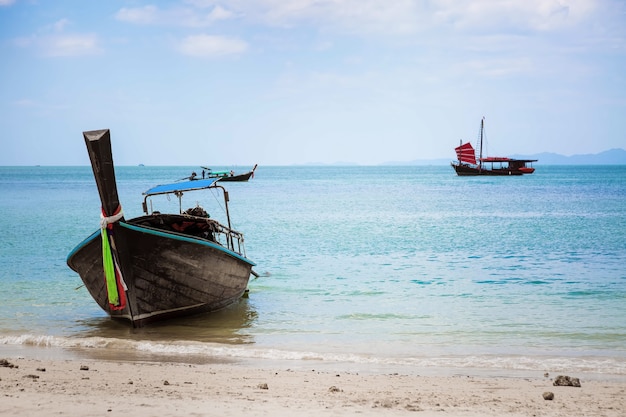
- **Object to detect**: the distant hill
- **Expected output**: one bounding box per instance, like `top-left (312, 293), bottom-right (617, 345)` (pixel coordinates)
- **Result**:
top-left (396, 148), bottom-right (626, 166)
top-left (512, 148), bottom-right (626, 165)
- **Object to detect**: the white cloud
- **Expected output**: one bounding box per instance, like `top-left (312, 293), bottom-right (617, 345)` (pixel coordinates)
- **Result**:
top-left (183, 0), bottom-right (220, 8)
top-left (41, 34), bottom-right (101, 57)
top-left (225, 0), bottom-right (425, 34)
top-left (115, 5), bottom-right (159, 25)
top-left (13, 32), bottom-right (102, 57)
top-left (209, 5), bottom-right (235, 21)
top-left (178, 34), bottom-right (248, 57)
top-left (10, 15), bottom-right (101, 57)
top-left (0, 0), bottom-right (15, 6)
top-left (462, 56), bottom-right (534, 77)
top-left (116, 4), bottom-right (234, 27)
top-left (13, 98), bottom-right (37, 107)
top-left (111, 1), bottom-right (619, 64)
top-left (431, 0), bottom-right (597, 32)
top-left (188, 0), bottom-right (602, 36)
top-left (51, 18), bottom-right (71, 32)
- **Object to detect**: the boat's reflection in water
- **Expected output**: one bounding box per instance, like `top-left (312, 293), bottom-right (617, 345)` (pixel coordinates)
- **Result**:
top-left (71, 297), bottom-right (258, 364)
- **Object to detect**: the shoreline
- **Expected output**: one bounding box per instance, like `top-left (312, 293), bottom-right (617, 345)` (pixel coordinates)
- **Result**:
top-left (3, 342), bottom-right (626, 381)
top-left (3, 340), bottom-right (626, 381)
top-left (2, 346), bottom-right (625, 416)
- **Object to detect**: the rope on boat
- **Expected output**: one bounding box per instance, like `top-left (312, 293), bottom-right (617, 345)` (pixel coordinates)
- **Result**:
top-left (100, 206), bottom-right (124, 229)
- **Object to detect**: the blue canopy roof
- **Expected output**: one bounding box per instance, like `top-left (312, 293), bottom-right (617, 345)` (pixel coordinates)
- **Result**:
top-left (143, 178), bottom-right (220, 196)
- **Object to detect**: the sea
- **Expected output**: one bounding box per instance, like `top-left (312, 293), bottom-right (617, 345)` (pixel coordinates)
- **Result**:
top-left (1, 165), bottom-right (625, 379)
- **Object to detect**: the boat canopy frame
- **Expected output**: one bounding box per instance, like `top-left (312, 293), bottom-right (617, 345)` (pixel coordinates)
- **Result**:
top-left (141, 178), bottom-right (245, 254)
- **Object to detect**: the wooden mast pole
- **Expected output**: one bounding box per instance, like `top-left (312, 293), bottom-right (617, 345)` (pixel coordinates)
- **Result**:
top-left (479, 117), bottom-right (484, 173)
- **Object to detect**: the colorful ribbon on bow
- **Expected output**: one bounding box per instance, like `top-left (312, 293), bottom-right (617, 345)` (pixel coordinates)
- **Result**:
top-left (100, 206), bottom-right (127, 310)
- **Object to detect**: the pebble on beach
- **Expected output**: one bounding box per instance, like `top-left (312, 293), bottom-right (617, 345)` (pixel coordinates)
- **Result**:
top-left (553, 375), bottom-right (581, 387)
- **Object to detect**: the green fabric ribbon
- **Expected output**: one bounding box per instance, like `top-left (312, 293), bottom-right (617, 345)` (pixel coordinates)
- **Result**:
top-left (101, 227), bottom-right (120, 306)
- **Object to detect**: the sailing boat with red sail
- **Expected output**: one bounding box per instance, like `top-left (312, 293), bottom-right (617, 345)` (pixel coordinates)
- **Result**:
top-left (451, 117), bottom-right (537, 176)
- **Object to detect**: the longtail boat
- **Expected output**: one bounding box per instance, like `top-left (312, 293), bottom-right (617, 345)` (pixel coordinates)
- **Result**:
top-left (198, 164), bottom-right (258, 182)
top-left (67, 129), bottom-right (256, 327)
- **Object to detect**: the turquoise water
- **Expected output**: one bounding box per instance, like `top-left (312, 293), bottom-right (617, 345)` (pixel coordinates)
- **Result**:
top-left (1, 165), bottom-right (625, 376)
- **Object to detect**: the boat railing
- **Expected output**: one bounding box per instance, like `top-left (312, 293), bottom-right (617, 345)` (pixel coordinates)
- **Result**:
top-left (195, 216), bottom-right (246, 256)
top-left (135, 209), bottom-right (247, 257)
top-left (141, 183), bottom-right (247, 256)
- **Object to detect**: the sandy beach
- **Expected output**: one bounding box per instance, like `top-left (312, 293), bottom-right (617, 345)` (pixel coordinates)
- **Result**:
top-left (1, 354), bottom-right (624, 417)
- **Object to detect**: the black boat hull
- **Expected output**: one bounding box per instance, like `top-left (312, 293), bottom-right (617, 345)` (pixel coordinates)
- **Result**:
top-left (452, 163), bottom-right (525, 176)
top-left (216, 164), bottom-right (257, 182)
top-left (217, 171), bottom-right (254, 182)
top-left (68, 220), bottom-right (254, 327)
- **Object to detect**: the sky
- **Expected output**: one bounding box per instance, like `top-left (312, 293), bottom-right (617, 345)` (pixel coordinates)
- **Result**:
top-left (1, 0), bottom-right (625, 166)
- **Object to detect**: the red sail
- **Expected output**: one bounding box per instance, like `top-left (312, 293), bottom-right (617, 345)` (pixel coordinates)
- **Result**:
top-left (455, 142), bottom-right (476, 165)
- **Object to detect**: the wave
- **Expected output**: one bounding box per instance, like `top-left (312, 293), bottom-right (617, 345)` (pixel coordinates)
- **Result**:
top-left (2, 333), bottom-right (625, 378)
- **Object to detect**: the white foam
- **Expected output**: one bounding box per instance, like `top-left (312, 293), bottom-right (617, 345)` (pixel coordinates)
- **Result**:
top-left (2, 334), bottom-right (625, 378)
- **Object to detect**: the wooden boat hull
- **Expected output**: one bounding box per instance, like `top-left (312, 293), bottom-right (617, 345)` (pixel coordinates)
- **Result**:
top-left (452, 163), bottom-right (525, 176)
top-left (217, 170), bottom-right (254, 182)
top-left (209, 164), bottom-right (257, 182)
top-left (67, 219), bottom-right (254, 327)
